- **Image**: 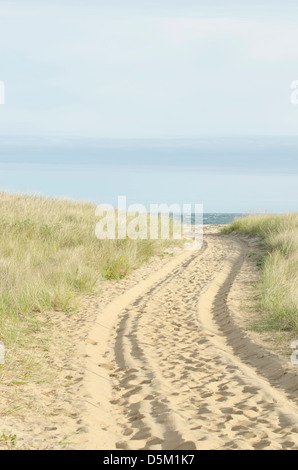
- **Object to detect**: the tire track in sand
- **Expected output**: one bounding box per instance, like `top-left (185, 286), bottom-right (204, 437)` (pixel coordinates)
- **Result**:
top-left (113, 248), bottom-right (209, 450)
top-left (79, 233), bottom-right (298, 450)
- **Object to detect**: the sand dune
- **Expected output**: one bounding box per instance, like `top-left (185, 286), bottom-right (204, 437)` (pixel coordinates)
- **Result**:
top-left (1, 228), bottom-right (297, 449)
top-left (74, 228), bottom-right (298, 450)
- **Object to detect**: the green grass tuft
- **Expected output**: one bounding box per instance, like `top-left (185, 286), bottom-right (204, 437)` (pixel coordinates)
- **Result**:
top-left (223, 213), bottom-right (298, 332)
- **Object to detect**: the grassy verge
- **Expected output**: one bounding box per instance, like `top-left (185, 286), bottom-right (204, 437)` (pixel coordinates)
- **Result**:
top-left (222, 213), bottom-right (298, 333)
top-left (0, 192), bottom-right (182, 386)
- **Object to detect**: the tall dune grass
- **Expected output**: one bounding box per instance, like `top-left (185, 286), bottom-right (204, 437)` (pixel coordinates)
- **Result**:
top-left (222, 213), bottom-right (298, 333)
top-left (0, 192), bottom-right (181, 381)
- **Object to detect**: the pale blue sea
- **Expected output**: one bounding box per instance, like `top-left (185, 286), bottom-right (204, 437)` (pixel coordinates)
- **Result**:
top-left (200, 213), bottom-right (243, 225)
top-left (0, 136), bottom-right (297, 219)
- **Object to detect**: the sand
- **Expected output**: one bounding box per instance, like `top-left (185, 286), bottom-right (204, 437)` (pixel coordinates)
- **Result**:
top-left (1, 227), bottom-right (298, 450)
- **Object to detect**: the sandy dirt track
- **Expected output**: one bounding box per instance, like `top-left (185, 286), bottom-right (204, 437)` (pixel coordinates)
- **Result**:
top-left (76, 230), bottom-right (298, 450)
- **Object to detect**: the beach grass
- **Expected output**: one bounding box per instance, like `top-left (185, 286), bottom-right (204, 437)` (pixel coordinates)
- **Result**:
top-left (0, 192), bottom-right (182, 385)
top-left (222, 213), bottom-right (298, 333)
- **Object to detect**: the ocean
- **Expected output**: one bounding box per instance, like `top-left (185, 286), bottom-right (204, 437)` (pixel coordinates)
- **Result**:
top-left (203, 213), bottom-right (243, 225)
top-left (0, 136), bottom-right (297, 217)
top-left (173, 213), bottom-right (244, 225)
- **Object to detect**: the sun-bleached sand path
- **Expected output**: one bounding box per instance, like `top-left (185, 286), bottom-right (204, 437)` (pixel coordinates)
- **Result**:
top-left (75, 229), bottom-right (298, 450)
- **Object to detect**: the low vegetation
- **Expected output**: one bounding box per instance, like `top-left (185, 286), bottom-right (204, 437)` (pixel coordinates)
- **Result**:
top-left (222, 213), bottom-right (298, 333)
top-left (0, 192), bottom-right (181, 385)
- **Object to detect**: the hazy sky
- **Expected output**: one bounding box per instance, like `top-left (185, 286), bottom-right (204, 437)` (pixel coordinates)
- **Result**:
top-left (1, 0), bottom-right (298, 137)
top-left (0, 1), bottom-right (297, 213)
